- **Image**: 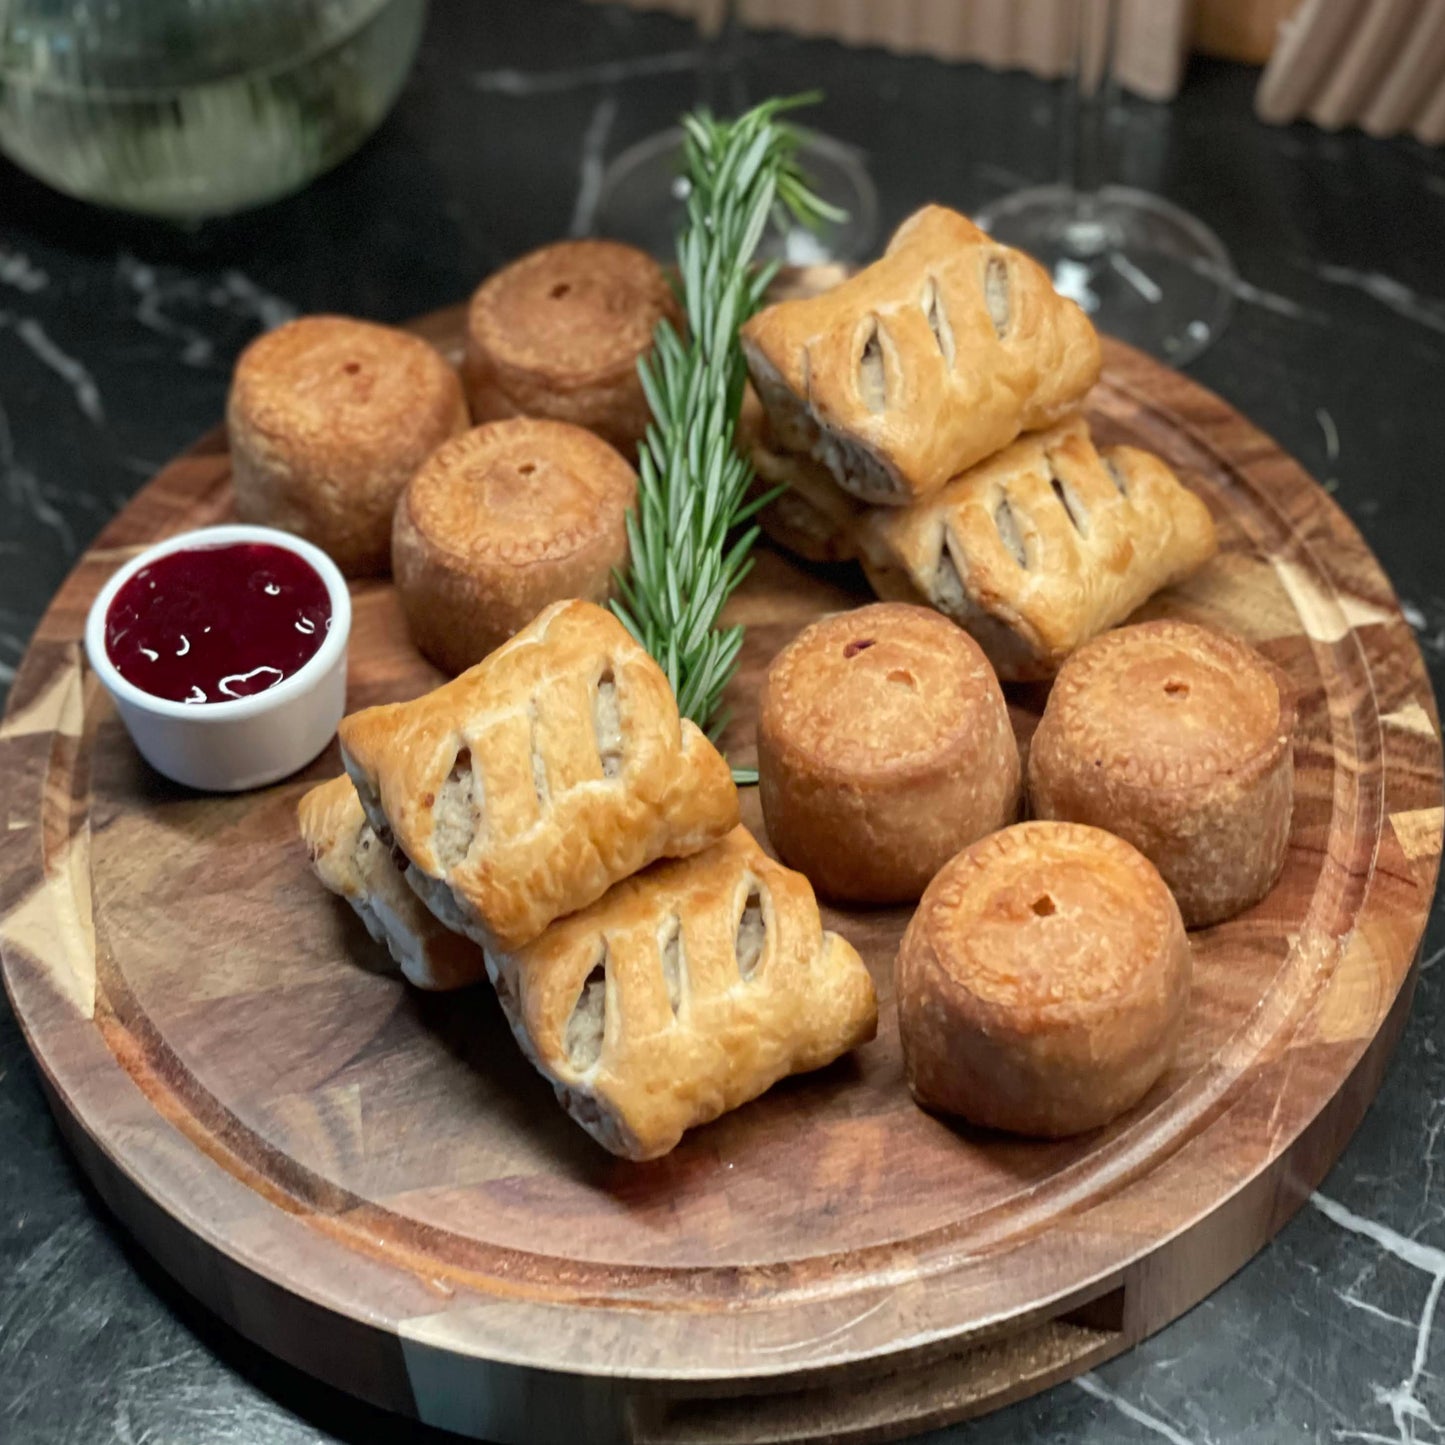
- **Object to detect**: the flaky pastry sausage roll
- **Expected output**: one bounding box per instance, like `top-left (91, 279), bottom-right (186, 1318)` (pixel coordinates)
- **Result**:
top-left (748, 430), bottom-right (866, 564)
top-left (741, 205), bottom-right (1101, 506)
top-left (737, 382), bottom-right (864, 565)
top-left (339, 600), bottom-right (739, 954)
top-left (298, 774), bottom-right (488, 991)
top-left (486, 826), bottom-right (878, 1160)
top-left (858, 415), bottom-right (1218, 681)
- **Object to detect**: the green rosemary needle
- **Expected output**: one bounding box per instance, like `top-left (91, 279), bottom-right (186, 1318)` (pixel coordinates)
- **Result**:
top-left (611, 95), bottom-right (843, 752)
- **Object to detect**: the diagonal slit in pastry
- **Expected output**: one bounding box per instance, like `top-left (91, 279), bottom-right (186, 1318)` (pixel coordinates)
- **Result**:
top-left (660, 915), bottom-right (686, 1017)
top-left (984, 255), bottom-right (1011, 339)
top-left (857, 316), bottom-right (888, 413)
top-left (566, 947), bottom-right (608, 1072)
top-left (527, 702), bottom-right (549, 805)
top-left (1103, 453), bottom-right (1129, 496)
top-left (1049, 466), bottom-right (1091, 537)
top-left (593, 668), bottom-right (623, 779)
top-left (994, 494), bottom-right (1029, 567)
top-left (735, 883), bottom-right (766, 980)
top-left (434, 747), bottom-right (480, 869)
top-left (922, 277), bottom-right (955, 369)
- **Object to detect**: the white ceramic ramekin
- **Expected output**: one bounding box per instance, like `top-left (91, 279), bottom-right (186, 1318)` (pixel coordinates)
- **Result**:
top-left (84, 524), bottom-right (351, 792)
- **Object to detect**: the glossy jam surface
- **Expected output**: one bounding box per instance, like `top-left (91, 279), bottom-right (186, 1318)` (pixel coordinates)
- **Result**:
top-left (105, 543), bottom-right (331, 704)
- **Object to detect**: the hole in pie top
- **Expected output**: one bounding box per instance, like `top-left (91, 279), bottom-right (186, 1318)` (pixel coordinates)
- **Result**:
top-left (843, 638), bottom-right (875, 658)
top-left (342, 360), bottom-right (362, 375)
top-left (565, 950), bottom-right (607, 1072)
top-left (1031, 894), bottom-right (1057, 917)
top-left (433, 747), bottom-right (479, 869)
top-left (1164, 679), bottom-right (1190, 698)
top-left (550, 283), bottom-right (571, 299)
top-left (857, 318), bottom-right (888, 413)
top-left (735, 886), bottom-right (766, 980)
top-left (887, 668), bottom-right (916, 688)
top-left (984, 255), bottom-right (1011, 339)
top-left (518, 462), bottom-right (536, 476)
top-left (1103, 455), bottom-right (1129, 496)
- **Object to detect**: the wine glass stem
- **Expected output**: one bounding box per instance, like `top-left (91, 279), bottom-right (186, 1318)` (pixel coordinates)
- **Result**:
top-left (1065, 0), bottom-right (1119, 246)
top-left (698, 0), bottom-right (743, 114)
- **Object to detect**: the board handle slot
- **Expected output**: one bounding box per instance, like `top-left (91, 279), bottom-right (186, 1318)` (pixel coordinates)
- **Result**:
top-left (626, 1286), bottom-right (1125, 1445)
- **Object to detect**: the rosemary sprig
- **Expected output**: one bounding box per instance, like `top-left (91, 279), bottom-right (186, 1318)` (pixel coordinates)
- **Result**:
top-left (611, 95), bottom-right (842, 751)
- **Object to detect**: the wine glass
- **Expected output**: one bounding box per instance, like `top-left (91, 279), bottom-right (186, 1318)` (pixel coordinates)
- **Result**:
top-left (974, 0), bottom-right (1235, 365)
top-left (591, 0), bottom-right (878, 263)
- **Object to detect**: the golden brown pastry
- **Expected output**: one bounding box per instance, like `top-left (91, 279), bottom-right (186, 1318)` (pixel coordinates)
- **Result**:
top-left (462, 239), bottom-right (679, 458)
top-left (228, 315), bottom-right (469, 576)
top-left (748, 427), bottom-right (866, 564)
top-left (1028, 621), bottom-right (1295, 927)
top-left (298, 775), bottom-right (488, 991)
top-left (339, 600), bottom-right (740, 954)
top-left (740, 205), bottom-right (1101, 506)
top-left (487, 826), bottom-right (878, 1159)
top-left (736, 382), bottom-right (862, 565)
top-left (857, 415), bottom-right (1218, 681)
top-left (897, 821), bottom-right (1191, 1137)
top-left (758, 604), bottom-right (1019, 903)
top-left (392, 419), bottom-right (637, 675)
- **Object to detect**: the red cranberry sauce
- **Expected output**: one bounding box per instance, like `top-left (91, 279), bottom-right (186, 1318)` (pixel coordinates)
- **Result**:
top-left (105, 542), bottom-right (331, 704)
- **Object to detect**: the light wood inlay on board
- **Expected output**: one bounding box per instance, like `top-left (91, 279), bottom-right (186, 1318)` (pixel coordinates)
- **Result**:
top-left (0, 290), bottom-right (1440, 1445)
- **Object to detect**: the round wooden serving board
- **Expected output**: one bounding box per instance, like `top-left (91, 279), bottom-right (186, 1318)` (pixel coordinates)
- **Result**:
top-left (2, 294), bottom-right (1442, 1445)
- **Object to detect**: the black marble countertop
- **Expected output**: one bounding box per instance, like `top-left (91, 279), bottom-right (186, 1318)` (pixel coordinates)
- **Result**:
top-left (4, 3), bottom-right (1445, 1443)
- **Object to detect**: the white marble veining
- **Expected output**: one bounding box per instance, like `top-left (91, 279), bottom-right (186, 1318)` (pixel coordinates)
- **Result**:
top-left (1311, 1191), bottom-right (1445, 1444)
top-left (210, 270), bottom-right (296, 331)
top-left (569, 94), bottom-right (618, 239)
top-left (0, 401), bottom-right (75, 556)
top-left (1190, 260), bottom-right (1328, 323)
top-left (118, 255), bottom-right (215, 367)
top-left (471, 50), bottom-right (698, 95)
top-left (1317, 406), bottom-right (1341, 492)
top-left (1075, 1372), bottom-right (1207, 1445)
top-left (0, 249), bottom-right (47, 295)
top-left (1399, 600), bottom-right (1445, 660)
top-left (1337, 1290), bottom-right (1417, 1332)
top-left (116, 256), bottom-right (295, 367)
top-left (9, 318), bottom-right (105, 425)
top-left (1312, 264), bottom-right (1445, 339)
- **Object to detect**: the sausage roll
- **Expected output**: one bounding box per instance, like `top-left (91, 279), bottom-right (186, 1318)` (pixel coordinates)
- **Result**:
top-left (298, 774), bottom-right (488, 991)
top-left (857, 415), bottom-right (1218, 681)
top-left (740, 204), bottom-right (1101, 506)
top-left (748, 430), bottom-right (866, 564)
top-left (338, 600), bottom-right (740, 954)
top-left (737, 382), bottom-right (863, 565)
top-left (486, 826), bottom-right (878, 1159)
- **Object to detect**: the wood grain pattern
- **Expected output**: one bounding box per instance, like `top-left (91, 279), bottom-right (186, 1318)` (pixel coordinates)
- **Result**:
top-left (1, 294), bottom-right (1441, 1445)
